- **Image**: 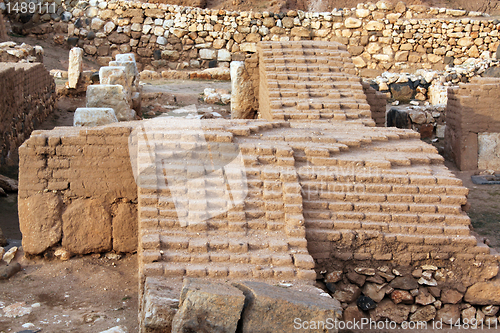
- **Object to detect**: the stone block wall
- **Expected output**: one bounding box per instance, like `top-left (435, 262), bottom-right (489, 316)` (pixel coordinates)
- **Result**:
top-left (18, 124), bottom-right (138, 255)
top-left (445, 77), bottom-right (500, 170)
top-left (0, 62), bottom-right (55, 166)
top-left (7, 1), bottom-right (500, 74)
top-left (362, 81), bottom-right (387, 126)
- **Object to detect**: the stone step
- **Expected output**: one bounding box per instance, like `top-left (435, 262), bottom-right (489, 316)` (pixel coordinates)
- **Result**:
top-left (141, 261), bottom-right (315, 280)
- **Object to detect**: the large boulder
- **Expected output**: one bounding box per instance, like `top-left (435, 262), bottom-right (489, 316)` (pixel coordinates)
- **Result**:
top-left (19, 192), bottom-right (63, 254)
top-left (86, 85), bottom-right (135, 121)
top-left (230, 61), bottom-right (256, 119)
top-left (73, 107), bottom-right (118, 127)
top-left (235, 281), bottom-right (342, 333)
top-left (464, 281), bottom-right (500, 305)
top-left (172, 278), bottom-right (245, 333)
top-left (61, 198), bottom-right (112, 254)
top-left (68, 47), bottom-right (83, 89)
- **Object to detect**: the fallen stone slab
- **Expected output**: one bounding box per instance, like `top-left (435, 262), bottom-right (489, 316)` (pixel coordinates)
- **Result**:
top-left (86, 85), bottom-right (135, 121)
top-left (141, 277), bottom-right (179, 333)
top-left (234, 281), bottom-right (342, 333)
top-left (171, 278), bottom-right (245, 333)
top-left (73, 107), bottom-right (118, 127)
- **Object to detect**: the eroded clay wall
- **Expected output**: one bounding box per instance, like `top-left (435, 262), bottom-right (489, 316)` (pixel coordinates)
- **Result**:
top-left (18, 124), bottom-right (138, 256)
top-left (445, 77), bottom-right (500, 170)
top-left (362, 81), bottom-right (387, 126)
top-left (7, 1), bottom-right (500, 75)
top-left (0, 63), bottom-right (55, 166)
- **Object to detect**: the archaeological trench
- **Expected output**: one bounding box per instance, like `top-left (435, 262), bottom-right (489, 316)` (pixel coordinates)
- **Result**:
top-left (2, 0), bottom-right (500, 331)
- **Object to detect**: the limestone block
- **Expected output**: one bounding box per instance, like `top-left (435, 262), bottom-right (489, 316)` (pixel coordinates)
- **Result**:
top-left (86, 85), bottom-right (135, 121)
top-left (99, 66), bottom-right (131, 96)
top-left (356, 9), bottom-right (370, 18)
top-left (478, 133), bottom-right (500, 170)
top-left (109, 60), bottom-right (137, 86)
top-left (345, 17), bottom-right (362, 28)
top-left (19, 192), bottom-right (63, 255)
top-left (91, 17), bottom-right (105, 30)
top-left (218, 49), bottom-right (231, 62)
top-left (68, 47), bottom-right (83, 89)
top-left (172, 278), bottom-right (245, 333)
top-left (240, 43), bottom-right (257, 53)
top-left (62, 198), bottom-right (112, 254)
top-left (115, 53), bottom-right (136, 62)
top-left (231, 61), bottom-right (255, 119)
top-left (366, 21), bottom-right (385, 31)
top-left (428, 82), bottom-right (447, 105)
top-left (200, 48), bottom-right (216, 59)
top-left (73, 107), bottom-right (118, 127)
top-left (142, 277), bottom-right (179, 332)
top-left (235, 281), bottom-right (342, 333)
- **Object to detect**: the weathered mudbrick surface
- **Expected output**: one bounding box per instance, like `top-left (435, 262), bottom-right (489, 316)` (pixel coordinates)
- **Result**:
top-left (445, 77), bottom-right (500, 170)
top-left (18, 124), bottom-right (138, 255)
top-left (6, 0), bottom-right (500, 74)
top-left (362, 81), bottom-right (387, 126)
top-left (0, 62), bottom-right (55, 166)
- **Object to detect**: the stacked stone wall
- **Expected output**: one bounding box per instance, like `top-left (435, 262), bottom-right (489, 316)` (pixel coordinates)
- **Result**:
top-left (18, 124), bottom-right (138, 255)
top-left (5, 1), bottom-right (500, 74)
top-left (445, 77), bottom-right (500, 170)
top-left (0, 62), bottom-right (55, 166)
top-left (362, 81), bottom-right (387, 126)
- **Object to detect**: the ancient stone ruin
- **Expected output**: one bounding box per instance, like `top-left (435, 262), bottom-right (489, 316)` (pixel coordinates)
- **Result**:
top-left (17, 40), bottom-right (500, 331)
top-left (445, 76), bottom-right (500, 170)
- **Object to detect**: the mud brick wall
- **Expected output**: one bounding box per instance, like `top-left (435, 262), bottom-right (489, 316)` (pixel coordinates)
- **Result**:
top-left (445, 77), bottom-right (500, 170)
top-left (362, 81), bottom-right (387, 127)
top-left (244, 52), bottom-right (259, 113)
top-left (0, 62), bottom-right (55, 166)
top-left (18, 124), bottom-right (138, 256)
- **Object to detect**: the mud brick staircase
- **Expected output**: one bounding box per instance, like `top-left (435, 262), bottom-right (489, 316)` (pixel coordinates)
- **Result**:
top-left (136, 41), bottom-right (499, 332)
top-left (258, 41), bottom-right (374, 124)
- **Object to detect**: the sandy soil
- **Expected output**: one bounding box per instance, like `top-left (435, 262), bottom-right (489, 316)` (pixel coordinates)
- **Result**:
top-left (0, 252), bottom-right (138, 333)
